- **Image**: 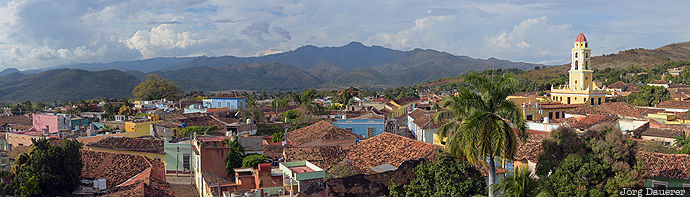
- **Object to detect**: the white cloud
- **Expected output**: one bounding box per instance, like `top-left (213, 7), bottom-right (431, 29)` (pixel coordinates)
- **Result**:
top-left (1, 0), bottom-right (690, 70)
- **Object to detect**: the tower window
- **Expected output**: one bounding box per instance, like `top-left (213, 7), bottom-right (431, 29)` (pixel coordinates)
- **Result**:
top-left (575, 52), bottom-right (578, 58)
top-left (585, 43), bottom-right (588, 48)
top-left (575, 60), bottom-right (579, 69)
top-left (586, 53), bottom-right (589, 58)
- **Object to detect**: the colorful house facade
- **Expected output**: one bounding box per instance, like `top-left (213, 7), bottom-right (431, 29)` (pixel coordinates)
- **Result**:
top-left (331, 119), bottom-right (385, 138)
top-left (32, 113), bottom-right (72, 133)
top-left (202, 97), bottom-right (247, 110)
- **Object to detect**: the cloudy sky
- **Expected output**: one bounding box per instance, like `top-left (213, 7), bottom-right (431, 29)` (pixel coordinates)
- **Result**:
top-left (1, 0), bottom-right (689, 70)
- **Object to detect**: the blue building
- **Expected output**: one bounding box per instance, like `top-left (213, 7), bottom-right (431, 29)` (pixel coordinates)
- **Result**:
top-left (202, 97), bottom-right (247, 110)
top-left (332, 119), bottom-right (385, 138)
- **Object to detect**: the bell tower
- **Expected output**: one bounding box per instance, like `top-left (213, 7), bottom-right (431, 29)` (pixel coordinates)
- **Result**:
top-left (568, 33), bottom-right (593, 90)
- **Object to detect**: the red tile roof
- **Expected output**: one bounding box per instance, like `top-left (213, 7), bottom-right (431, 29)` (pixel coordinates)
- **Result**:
top-left (81, 150), bottom-right (155, 189)
top-left (104, 179), bottom-right (174, 197)
top-left (0, 115), bottom-right (32, 127)
top-left (285, 121), bottom-right (360, 147)
top-left (515, 133), bottom-right (550, 163)
top-left (284, 145), bottom-right (349, 169)
top-left (575, 33), bottom-right (587, 42)
top-left (331, 132), bottom-right (442, 175)
top-left (408, 109), bottom-right (445, 129)
top-left (179, 116), bottom-right (227, 128)
top-left (607, 81), bottom-right (628, 89)
top-left (568, 102), bottom-right (662, 119)
top-left (89, 137), bottom-right (164, 154)
top-left (6, 145), bottom-right (30, 159)
top-left (559, 115), bottom-right (618, 130)
top-left (391, 97), bottom-right (419, 106)
top-left (638, 151), bottom-right (690, 180)
top-left (656, 100), bottom-right (690, 109)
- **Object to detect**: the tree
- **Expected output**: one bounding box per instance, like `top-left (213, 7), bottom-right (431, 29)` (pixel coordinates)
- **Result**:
top-left (535, 127), bottom-right (588, 176)
top-left (224, 137), bottom-right (244, 178)
top-left (132, 74), bottom-right (182, 100)
top-left (541, 127), bottom-right (646, 196)
top-left (283, 110), bottom-right (301, 122)
top-left (117, 105), bottom-right (135, 117)
top-left (5, 138), bottom-right (83, 196)
top-left (491, 168), bottom-right (541, 197)
top-left (241, 154), bottom-right (269, 169)
top-left (433, 73), bottom-right (527, 197)
top-left (301, 88), bottom-right (318, 104)
top-left (541, 154), bottom-right (608, 197)
top-left (627, 85), bottom-right (670, 106)
top-left (271, 131), bottom-right (284, 143)
top-left (388, 153), bottom-right (486, 197)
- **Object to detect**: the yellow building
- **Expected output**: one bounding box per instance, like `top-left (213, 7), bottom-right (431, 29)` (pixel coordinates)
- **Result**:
top-left (550, 33), bottom-right (606, 106)
top-left (125, 120), bottom-right (161, 137)
top-left (433, 132), bottom-right (447, 147)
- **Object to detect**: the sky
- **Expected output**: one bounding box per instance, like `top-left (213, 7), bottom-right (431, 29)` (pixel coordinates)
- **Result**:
top-left (1, 0), bottom-right (690, 70)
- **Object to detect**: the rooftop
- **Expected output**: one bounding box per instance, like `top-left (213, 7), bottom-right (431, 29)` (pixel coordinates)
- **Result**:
top-left (567, 102), bottom-right (662, 119)
top-left (515, 133), bottom-right (550, 163)
top-left (607, 81), bottom-right (628, 89)
top-left (0, 115), bottom-right (32, 127)
top-left (284, 145), bottom-right (349, 170)
top-left (575, 33), bottom-right (587, 42)
top-left (80, 150), bottom-right (164, 189)
top-left (331, 132), bottom-right (442, 174)
top-left (656, 100), bottom-right (690, 109)
top-left (89, 136), bottom-right (164, 154)
top-left (285, 120), bottom-right (360, 147)
top-left (408, 109), bottom-right (445, 129)
top-left (638, 151), bottom-right (690, 180)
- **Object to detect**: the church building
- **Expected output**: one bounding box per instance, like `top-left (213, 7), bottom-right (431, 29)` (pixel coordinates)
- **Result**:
top-left (550, 33), bottom-right (606, 106)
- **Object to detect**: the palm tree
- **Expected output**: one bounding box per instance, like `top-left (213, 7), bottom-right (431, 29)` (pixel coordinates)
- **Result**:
top-left (673, 131), bottom-right (689, 147)
top-left (491, 168), bottom-right (541, 197)
top-left (434, 73), bottom-right (527, 197)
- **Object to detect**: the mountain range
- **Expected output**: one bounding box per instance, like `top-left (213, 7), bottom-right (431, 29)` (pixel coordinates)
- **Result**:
top-left (0, 42), bottom-right (544, 102)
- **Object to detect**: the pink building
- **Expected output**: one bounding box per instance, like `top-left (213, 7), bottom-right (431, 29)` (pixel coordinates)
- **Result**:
top-left (32, 113), bottom-right (72, 133)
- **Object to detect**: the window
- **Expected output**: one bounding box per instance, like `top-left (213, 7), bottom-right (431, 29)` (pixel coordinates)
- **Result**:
top-left (217, 101), bottom-right (221, 106)
top-left (548, 112), bottom-right (553, 120)
top-left (585, 43), bottom-right (588, 48)
top-left (526, 115), bottom-right (533, 121)
top-left (555, 112), bottom-right (560, 119)
top-left (183, 154), bottom-right (191, 171)
top-left (591, 100), bottom-right (594, 105)
top-left (575, 61), bottom-right (578, 69)
top-left (598, 98), bottom-right (602, 105)
top-left (562, 111), bottom-right (565, 118)
top-left (367, 127), bottom-right (375, 137)
top-left (575, 52), bottom-right (578, 58)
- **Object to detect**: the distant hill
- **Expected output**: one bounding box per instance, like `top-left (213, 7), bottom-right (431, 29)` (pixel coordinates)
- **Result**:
top-left (156, 63), bottom-right (323, 91)
top-left (0, 69), bottom-right (140, 102)
top-left (520, 41), bottom-right (690, 82)
top-left (0, 68), bottom-right (21, 77)
top-left (45, 42), bottom-right (543, 90)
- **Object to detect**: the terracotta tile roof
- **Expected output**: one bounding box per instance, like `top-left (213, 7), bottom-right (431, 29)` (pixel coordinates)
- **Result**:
top-left (285, 121), bottom-right (360, 147)
top-left (391, 97), bottom-right (419, 106)
top-left (201, 171), bottom-right (232, 185)
top-left (152, 120), bottom-right (181, 128)
top-left (638, 151), bottom-right (690, 180)
top-left (410, 110), bottom-right (446, 129)
top-left (607, 81), bottom-right (628, 89)
top-left (104, 179), bottom-right (174, 197)
top-left (515, 133), bottom-right (550, 163)
top-left (331, 132), bottom-right (442, 175)
top-left (656, 100), bottom-right (690, 109)
top-left (567, 102), bottom-right (661, 119)
top-left (89, 137), bottom-right (164, 154)
top-left (640, 128), bottom-right (684, 139)
top-left (284, 145), bottom-right (349, 169)
top-left (179, 116), bottom-right (227, 128)
top-left (262, 141), bottom-right (284, 159)
top-left (0, 115), bottom-right (32, 128)
top-left (626, 85), bottom-right (641, 92)
top-left (7, 145), bottom-right (30, 159)
top-left (81, 150), bottom-right (153, 189)
top-left (559, 115), bottom-right (618, 130)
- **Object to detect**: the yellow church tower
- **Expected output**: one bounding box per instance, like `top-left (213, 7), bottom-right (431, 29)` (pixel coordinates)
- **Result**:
top-left (550, 33), bottom-right (606, 105)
